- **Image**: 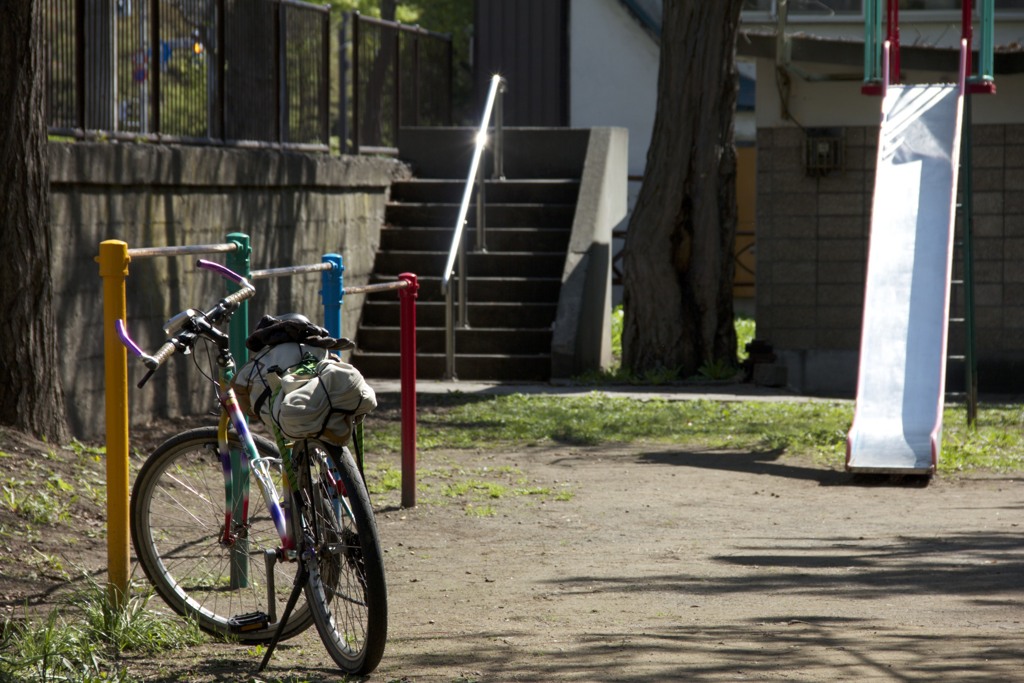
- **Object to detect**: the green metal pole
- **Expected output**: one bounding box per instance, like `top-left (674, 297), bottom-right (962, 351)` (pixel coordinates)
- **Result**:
top-left (225, 233), bottom-right (252, 586)
top-left (226, 233), bottom-right (251, 367)
top-left (981, 0), bottom-right (995, 82)
top-left (864, 0), bottom-right (880, 84)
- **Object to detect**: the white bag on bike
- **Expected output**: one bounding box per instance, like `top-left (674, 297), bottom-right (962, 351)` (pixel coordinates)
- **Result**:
top-left (232, 343), bottom-right (330, 423)
top-left (269, 358), bottom-right (377, 446)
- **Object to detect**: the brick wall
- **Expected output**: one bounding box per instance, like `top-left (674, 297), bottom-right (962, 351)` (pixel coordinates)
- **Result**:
top-left (755, 123), bottom-right (1024, 395)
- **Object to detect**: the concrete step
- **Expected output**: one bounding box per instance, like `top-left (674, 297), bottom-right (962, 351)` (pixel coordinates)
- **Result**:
top-left (353, 350), bottom-right (551, 381)
top-left (371, 275), bottom-right (562, 303)
top-left (361, 300), bottom-right (557, 328)
top-left (379, 225), bottom-right (571, 253)
top-left (357, 325), bottom-right (553, 354)
top-left (385, 202), bottom-right (575, 229)
top-left (390, 178), bottom-right (581, 204)
top-left (372, 250), bottom-right (566, 279)
top-left (398, 126), bottom-right (590, 179)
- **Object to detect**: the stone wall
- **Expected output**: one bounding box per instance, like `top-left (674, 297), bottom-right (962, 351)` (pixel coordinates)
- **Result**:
top-left (49, 143), bottom-right (408, 438)
top-left (755, 123), bottom-right (1024, 395)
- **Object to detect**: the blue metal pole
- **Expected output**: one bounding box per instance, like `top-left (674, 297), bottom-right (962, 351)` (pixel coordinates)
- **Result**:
top-left (321, 253), bottom-right (344, 338)
top-left (321, 252), bottom-right (348, 512)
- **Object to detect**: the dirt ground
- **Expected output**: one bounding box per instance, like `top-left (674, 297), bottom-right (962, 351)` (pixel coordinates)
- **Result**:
top-left (2, 397), bottom-right (1023, 682)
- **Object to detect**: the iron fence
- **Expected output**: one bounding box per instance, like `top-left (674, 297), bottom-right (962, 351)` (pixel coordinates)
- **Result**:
top-left (344, 12), bottom-right (452, 154)
top-left (44, 0), bottom-right (330, 150)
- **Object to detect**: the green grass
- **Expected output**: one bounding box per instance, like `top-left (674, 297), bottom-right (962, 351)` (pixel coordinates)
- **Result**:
top-left (366, 395), bottom-right (1024, 475)
top-left (365, 457), bottom-right (573, 513)
top-left (611, 305), bottom-right (624, 361)
top-left (365, 307), bottom-right (1023, 476)
top-left (0, 575), bottom-right (203, 682)
top-left (0, 438), bottom-right (109, 528)
top-left (365, 463), bottom-right (402, 495)
top-left (735, 316), bottom-right (756, 362)
top-left (1, 475), bottom-right (77, 525)
top-left (582, 309), bottom-right (756, 383)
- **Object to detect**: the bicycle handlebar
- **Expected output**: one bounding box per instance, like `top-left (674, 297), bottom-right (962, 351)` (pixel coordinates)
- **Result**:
top-left (117, 259), bottom-right (255, 382)
top-left (145, 339), bottom-right (180, 370)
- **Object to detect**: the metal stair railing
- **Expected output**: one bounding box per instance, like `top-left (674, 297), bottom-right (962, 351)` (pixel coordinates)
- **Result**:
top-left (440, 73), bottom-right (505, 380)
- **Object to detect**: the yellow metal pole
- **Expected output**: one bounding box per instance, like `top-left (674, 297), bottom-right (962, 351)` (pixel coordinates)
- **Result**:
top-left (96, 240), bottom-right (131, 608)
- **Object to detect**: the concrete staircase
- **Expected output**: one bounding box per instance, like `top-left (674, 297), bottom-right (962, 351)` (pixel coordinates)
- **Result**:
top-left (352, 130), bottom-right (584, 380)
top-left (351, 127), bottom-right (624, 381)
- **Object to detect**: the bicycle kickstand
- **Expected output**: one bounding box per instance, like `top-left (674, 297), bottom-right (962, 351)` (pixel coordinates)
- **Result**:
top-left (257, 558), bottom-right (309, 673)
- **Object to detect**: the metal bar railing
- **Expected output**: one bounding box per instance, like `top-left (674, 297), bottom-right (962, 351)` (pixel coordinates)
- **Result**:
top-left (440, 74), bottom-right (505, 380)
top-left (251, 261), bottom-right (334, 279)
top-left (45, 0), bottom-right (329, 150)
top-left (126, 242), bottom-right (239, 258)
top-left (347, 12), bottom-right (452, 154)
top-left (247, 257), bottom-right (421, 507)
top-left (102, 243), bottom-right (421, 583)
top-left (101, 238), bottom-right (245, 609)
top-left (126, 237), bottom-right (252, 382)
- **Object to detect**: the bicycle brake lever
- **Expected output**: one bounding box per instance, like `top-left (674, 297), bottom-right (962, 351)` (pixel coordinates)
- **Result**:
top-left (115, 319), bottom-right (144, 358)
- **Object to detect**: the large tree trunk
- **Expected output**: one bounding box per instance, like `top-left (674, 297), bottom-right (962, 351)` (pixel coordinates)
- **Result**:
top-left (621, 1), bottom-right (742, 378)
top-left (0, 0), bottom-right (70, 443)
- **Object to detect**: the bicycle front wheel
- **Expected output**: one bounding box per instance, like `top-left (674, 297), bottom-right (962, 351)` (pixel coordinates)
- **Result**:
top-left (293, 440), bottom-right (387, 675)
top-left (131, 426), bottom-right (314, 642)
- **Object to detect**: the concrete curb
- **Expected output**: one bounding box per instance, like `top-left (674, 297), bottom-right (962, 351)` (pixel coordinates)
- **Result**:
top-left (367, 379), bottom-right (848, 403)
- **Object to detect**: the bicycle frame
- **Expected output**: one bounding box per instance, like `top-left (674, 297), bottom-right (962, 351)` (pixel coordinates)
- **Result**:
top-left (217, 371), bottom-right (294, 591)
top-left (115, 259), bottom-right (297, 587)
top-left (118, 259), bottom-right (388, 673)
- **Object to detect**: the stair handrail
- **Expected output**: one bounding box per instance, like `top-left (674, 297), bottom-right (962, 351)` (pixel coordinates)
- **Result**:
top-left (441, 73), bottom-right (505, 379)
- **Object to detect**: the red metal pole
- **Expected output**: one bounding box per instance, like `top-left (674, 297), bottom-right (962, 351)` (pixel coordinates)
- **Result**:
top-left (887, 0), bottom-right (900, 85)
top-left (398, 273), bottom-right (419, 508)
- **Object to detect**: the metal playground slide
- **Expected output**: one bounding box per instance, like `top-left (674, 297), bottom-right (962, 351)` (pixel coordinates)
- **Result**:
top-left (846, 63), bottom-right (966, 474)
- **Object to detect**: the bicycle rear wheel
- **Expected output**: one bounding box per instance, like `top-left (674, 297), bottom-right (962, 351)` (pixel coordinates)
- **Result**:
top-left (131, 426), bottom-right (314, 642)
top-left (293, 440), bottom-right (387, 675)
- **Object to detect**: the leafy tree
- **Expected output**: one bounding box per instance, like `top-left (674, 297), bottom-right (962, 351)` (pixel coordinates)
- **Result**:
top-left (394, 0), bottom-right (475, 122)
top-left (330, 0), bottom-right (474, 123)
top-left (0, 0), bottom-right (69, 442)
top-left (621, 1), bottom-right (742, 379)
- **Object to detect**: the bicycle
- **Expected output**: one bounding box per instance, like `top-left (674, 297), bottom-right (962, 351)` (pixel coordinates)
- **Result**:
top-left (116, 258), bottom-right (387, 675)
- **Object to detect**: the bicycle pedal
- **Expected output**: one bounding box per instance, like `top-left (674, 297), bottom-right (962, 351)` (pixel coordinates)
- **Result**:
top-left (228, 611), bottom-right (270, 632)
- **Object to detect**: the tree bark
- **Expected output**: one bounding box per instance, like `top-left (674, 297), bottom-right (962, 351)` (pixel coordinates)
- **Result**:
top-left (0, 0), bottom-right (70, 442)
top-left (621, 1), bottom-right (742, 378)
